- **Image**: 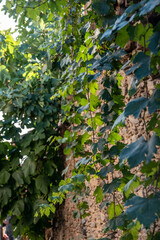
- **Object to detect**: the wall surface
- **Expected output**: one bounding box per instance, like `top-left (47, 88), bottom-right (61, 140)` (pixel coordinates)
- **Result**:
top-left (47, 68), bottom-right (160, 239)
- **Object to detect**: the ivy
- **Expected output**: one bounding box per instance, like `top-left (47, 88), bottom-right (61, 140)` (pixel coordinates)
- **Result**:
top-left (0, 0), bottom-right (160, 239)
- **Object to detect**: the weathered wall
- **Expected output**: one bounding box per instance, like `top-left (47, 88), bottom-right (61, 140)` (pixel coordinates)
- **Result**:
top-left (47, 69), bottom-right (160, 240)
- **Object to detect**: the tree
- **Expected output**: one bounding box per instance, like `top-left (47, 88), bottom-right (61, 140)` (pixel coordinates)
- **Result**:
top-left (0, 0), bottom-right (160, 239)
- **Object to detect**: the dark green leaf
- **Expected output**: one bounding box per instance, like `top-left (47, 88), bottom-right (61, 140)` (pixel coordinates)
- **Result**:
top-left (12, 200), bottom-right (24, 216)
top-left (148, 32), bottom-right (160, 54)
top-left (72, 174), bottom-right (86, 183)
top-left (12, 170), bottom-right (24, 187)
top-left (58, 183), bottom-right (74, 193)
top-left (124, 175), bottom-right (140, 197)
top-left (126, 52), bottom-right (151, 81)
top-left (0, 170), bottom-right (10, 185)
top-left (146, 133), bottom-right (160, 164)
top-left (112, 112), bottom-right (125, 130)
top-left (22, 157), bottom-right (36, 178)
top-left (104, 213), bottom-right (127, 231)
top-left (97, 164), bottom-right (114, 178)
top-left (103, 179), bottom-right (121, 194)
top-left (148, 89), bottom-right (160, 114)
top-left (119, 136), bottom-right (147, 168)
top-left (125, 193), bottom-right (160, 227)
top-left (35, 175), bottom-right (49, 194)
top-left (124, 97), bottom-right (149, 118)
top-left (97, 138), bottom-right (106, 151)
top-left (0, 187), bottom-right (11, 207)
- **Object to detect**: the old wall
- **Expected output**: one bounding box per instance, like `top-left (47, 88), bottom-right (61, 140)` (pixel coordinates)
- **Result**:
top-left (47, 68), bottom-right (160, 240)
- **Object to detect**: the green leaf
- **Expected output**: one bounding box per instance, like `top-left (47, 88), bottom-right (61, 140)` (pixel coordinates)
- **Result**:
top-left (105, 213), bottom-right (127, 231)
top-left (72, 174), bottom-right (86, 183)
top-left (78, 103), bottom-right (90, 113)
top-left (124, 175), bottom-right (140, 198)
top-left (108, 132), bottom-right (122, 144)
top-left (35, 143), bottom-right (45, 154)
top-left (146, 133), bottom-right (160, 163)
top-left (124, 97), bottom-right (149, 118)
top-left (93, 186), bottom-right (103, 203)
top-left (75, 157), bottom-right (91, 168)
top-left (97, 164), bottom-right (114, 178)
top-left (35, 175), bottom-right (49, 194)
top-left (58, 183), bottom-right (74, 193)
top-left (97, 138), bottom-right (106, 151)
top-left (120, 134), bottom-right (160, 167)
top-left (12, 200), bottom-right (24, 216)
top-left (92, 0), bottom-right (110, 15)
top-left (0, 170), bottom-right (10, 185)
top-left (103, 179), bottom-right (121, 194)
top-left (148, 32), bottom-right (160, 54)
top-left (115, 26), bottom-right (130, 48)
top-left (125, 193), bottom-right (160, 227)
top-left (112, 112), bottom-right (125, 130)
top-left (107, 202), bottom-right (123, 220)
top-left (126, 52), bottom-right (151, 81)
top-left (119, 136), bottom-right (147, 168)
top-left (22, 157), bottom-right (36, 178)
top-left (12, 170), bottom-right (24, 187)
top-left (0, 187), bottom-right (11, 207)
top-left (148, 89), bottom-right (160, 114)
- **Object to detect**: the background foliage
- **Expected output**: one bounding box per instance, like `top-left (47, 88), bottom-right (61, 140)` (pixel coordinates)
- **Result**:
top-left (0, 0), bottom-right (160, 239)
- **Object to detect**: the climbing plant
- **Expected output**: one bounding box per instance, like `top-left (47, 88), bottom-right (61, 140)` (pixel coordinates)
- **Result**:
top-left (0, 0), bottom-right (160, 239)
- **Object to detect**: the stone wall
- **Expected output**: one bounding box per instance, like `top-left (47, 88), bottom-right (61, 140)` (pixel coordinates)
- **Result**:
top-left (46, 69), bottom-right (160, 240)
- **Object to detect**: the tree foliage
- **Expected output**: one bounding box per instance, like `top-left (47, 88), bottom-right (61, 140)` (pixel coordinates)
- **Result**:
top-left (0, 0), bottom-right (160, 239)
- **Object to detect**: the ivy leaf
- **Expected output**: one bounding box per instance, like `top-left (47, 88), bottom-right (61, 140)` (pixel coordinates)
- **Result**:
top-left (108, 132), bottom-right (122, 144)
top-left (148, 32), bottom-right (160, 54)
top-left (104, 213), bottom-right (127, 231)
top-left (124, 97), bottom-right (149, 118)
top-left (58, 183), bottom-right (74, 193)
top-left (0, 170), bottom-right (10, 185)
top-left (21, 133), bottom-right (33, 148)
top-left (125, 193), bottom-right (160, 227)
top-left (0, 187), bottom-right (11, 207)
top-left (99, 89), bottom-right (112, 101)
top-left (35, 143), bottom-right (45, 154)
top-left (146, 133), bottom-right (160, 164)
top-left (92, 0), bottom-right (110, 15)
top-left (12, 200), bottom-right (24, 216)
top-left (107, 202), bottom-right (123, 220)
top-left (97, 138), bottom-right (106, 151)
top-left (35, 175), bottom-right (49, 194)
top-left (22, 157), bottom-right (36, 178)
top-left (75, 157), bottom-right (91, 168)
top-left (78, 103), bottom-right (90, 113)
top-left (126, 52), bottom-right (151, 81)
top-left (120, 134), bottom-right (160, 167)
top-left (124, 175), bottom-right (140, 198)
top-left (119, 136), bottom-right (147, 168)
top-left (103, 179), bottom-right (121, 194)
top-left (12, 170), bottom-right (24, 187)
top-left (72, 174), bottom-right (86, 183)
top-left (148, 89), bottom-right (160, 114)
top-left (97, 164), bottom-right (114, 178)
top-left (93, 186), bottom-right (103, 203)
top-left (112, 112), bottom-right (125, 130)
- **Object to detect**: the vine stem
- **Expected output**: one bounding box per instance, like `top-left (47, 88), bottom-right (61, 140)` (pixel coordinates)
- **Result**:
top-left (86, 52), bottom-right (95, 143)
